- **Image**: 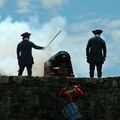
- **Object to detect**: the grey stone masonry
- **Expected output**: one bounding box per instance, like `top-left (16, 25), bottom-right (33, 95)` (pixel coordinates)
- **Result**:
top-left (0, 76), bottom-right (120, 120)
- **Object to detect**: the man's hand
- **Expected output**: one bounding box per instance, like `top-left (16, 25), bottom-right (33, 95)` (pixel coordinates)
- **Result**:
top-left (42, 47), bottom-right (46, 50)
top-left (86, 56), bottom-right (90, 63)
top-left (18, 58), bottom-right (20, 65)
top-left (102, 57), bottom-right (106, 64)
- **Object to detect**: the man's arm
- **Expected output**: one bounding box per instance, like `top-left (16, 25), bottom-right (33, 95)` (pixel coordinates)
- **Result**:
top-left (86, 40), bottom-right (91, 57)
top-left (102, 41), bottom-right (107, 59)
top-left (31, 42), bottom-right (44, 50)
top-left (17, 44), bottom-right (20, 60)
top-left (17, 44), bottom-right (21, 65)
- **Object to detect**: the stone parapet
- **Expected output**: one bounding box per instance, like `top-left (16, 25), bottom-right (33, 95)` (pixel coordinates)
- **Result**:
top-left (0, 76), bottom-right (120, 120)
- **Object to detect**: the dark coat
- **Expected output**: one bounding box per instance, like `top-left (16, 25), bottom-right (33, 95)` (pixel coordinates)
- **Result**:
top-left (86, 36), bottom-right (106, 64)
top-left (17, 40), bottom-right (44, 65)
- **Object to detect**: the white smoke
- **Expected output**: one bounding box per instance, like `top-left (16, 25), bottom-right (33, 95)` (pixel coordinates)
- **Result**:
top-left (0, 16), bottom-right (66, 76)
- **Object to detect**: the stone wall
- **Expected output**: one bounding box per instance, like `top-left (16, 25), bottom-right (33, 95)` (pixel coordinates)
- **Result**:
top-left (0, 76), bottom-right (120, 120)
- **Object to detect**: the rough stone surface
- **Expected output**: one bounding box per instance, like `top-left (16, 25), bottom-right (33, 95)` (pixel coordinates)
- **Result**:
top-left (0, 76), bottom-right (120, 120)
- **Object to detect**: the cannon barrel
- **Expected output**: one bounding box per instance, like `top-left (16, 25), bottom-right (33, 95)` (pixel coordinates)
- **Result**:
top-left (44, 51), bottom-right (74, 77)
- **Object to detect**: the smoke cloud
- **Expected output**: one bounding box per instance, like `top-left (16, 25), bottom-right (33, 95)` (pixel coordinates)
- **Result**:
top-left (0, 16), bottom-right (66, 76)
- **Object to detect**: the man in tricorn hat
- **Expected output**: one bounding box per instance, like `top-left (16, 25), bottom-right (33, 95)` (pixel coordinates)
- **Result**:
top-left (86, 29), bottom-right (107, 78)
top-left (17, 32), bottom-right (45, 76)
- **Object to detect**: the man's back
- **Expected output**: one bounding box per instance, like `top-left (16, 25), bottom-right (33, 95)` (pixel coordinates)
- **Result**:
top-left (89, 36), bottom-right (105, 55)
top-left (17, 40), bottom-right (34, 65)
top-left (86, 36), bottom-right (106, 64)
top-left (18, 40), bottom-right (33, 58)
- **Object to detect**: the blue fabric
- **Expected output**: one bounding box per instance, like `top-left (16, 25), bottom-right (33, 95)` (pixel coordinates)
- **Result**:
top-left (62, 103), bottom-right (82, 120)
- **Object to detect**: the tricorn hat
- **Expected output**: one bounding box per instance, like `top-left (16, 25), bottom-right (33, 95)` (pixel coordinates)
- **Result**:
top-left (21, 32), bottom-right (31, 37)
top-left (92, 29), bottom-right (103, 35)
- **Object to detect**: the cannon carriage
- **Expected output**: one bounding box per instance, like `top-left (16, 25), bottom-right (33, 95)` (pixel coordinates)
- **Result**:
top-left (44, 51), bottom-right (74, 77)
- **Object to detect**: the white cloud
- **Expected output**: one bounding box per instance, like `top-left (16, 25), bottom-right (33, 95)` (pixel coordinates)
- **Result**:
top-left (16, 0), bottom-right (69, 14)
top-left (51, 18), bottom-right (120, 77)
top-left (17, 0), bottom-right (32, 13)
top-left (41, 0), bottom-right (69, 8)
top-left (53, 18), bottom-right (119, 77)
top-left (0, 0), bottom-right (5, 7)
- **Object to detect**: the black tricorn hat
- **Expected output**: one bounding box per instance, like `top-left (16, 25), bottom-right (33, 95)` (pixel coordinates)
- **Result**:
top-left (21, 32), bottom-right (31, 37)
top-left (92, 29), bottom-right (103, 35)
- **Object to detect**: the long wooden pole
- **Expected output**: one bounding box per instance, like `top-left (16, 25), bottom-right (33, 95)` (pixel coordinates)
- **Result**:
top-left (44, 30), bottom-right (62, 49)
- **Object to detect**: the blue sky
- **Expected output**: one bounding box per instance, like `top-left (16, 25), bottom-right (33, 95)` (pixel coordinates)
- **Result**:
top-left (0, 0), bottom-right (119, 77)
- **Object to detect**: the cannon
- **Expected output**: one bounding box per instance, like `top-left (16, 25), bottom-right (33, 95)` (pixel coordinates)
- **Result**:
top-left (44, 51), bottom-right (74, 77)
